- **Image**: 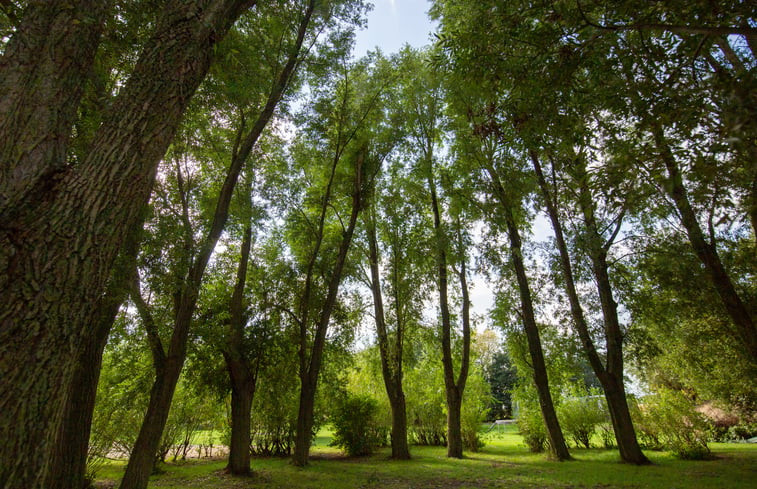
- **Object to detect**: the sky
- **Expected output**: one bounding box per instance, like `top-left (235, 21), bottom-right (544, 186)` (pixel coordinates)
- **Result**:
top-left (353, 0), bottom-right (438, 58)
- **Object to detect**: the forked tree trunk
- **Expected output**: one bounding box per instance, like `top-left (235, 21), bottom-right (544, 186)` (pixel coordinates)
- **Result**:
top-left (224, 224), bottom-right (256, 475)
top-left (484, 163), bottom-right (571, 461)
top-left (0, 3), bottom-right (254, 487)
top-left (530, 151), bottom-right (648, 465)
top-left (120, 5), bottom-right (313, 484)
top-left (427, 170), bottom-right (470, 460)
top-left (366, 211), bottom-right (410, 459)
top-left (0, 0), bottom-right (111, 218)
top-left (570, 157), bottom-right (649, 465)
top-left (292, 153), bottom-right (364, 466)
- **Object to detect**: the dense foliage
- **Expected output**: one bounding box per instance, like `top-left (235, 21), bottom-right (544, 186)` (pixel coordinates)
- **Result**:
top-left (0, 2), bottom-right (754, 487)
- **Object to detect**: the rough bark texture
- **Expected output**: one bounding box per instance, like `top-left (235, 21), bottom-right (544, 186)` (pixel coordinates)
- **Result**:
top-left (0, 2), bottom-right (254, 488)
top-left (292, 154), bottom-right (364, 467)
top-left (0, 0), bottom-right (112, 218)
top-left (484, 163), bottom-right (571, 461)
top-left (653, 128), bottom-right (757, 363)
top-left (366, 212), bottom-right (411, 459)
top-left (427, 171), bottom-right (470, 459)
top-left (45, 216), bottom-right (146, 489)
top-left (224, 224), bottom-right (256, 475)
top-left (530, 151), bottom-right (648, 465)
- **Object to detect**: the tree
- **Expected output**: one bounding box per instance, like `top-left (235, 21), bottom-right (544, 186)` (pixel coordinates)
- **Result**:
top-left (288, 53), bottom-right (384, 466)
top-left (0, 2), bottom-right (255, 487)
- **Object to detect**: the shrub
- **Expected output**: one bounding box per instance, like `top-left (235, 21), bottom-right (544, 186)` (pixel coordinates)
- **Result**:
top-left (557, 395), bottom-right (606, 448)
top-left (632, 390), bottom-right (711, 459)
top-left (330, 394), bottom-right (387, 456)
top-left (516, 404), bottom-right (548, 453)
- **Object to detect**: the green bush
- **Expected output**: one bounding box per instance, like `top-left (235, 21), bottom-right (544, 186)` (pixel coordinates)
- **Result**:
top-left (516, 403), bottom-right (548, 453)
top-left (557, 395), bottom-right (606, 448)
top-left (330, 394), bottom-right (387, 456)
top-left (632, 390), bottom-right (711, 459)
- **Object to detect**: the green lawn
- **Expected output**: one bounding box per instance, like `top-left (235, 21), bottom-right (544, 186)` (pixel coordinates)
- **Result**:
top-left (94, 426), bottom-right (757, 488)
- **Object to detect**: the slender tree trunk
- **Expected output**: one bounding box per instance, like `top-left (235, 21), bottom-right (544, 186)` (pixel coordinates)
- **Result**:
top-left (0, 3), bottom-right (254, 487)
top-left (366, 211), bottom-right (410, 459)
top-left (569, 158), bottom-right (650, 465)
top-left (293, 153), bottom-right (364, 466)
top-left (427, 170), bottom-right (470, 459)
top-left (653, 127), bottom-right (757, 363)
top-left (530, 151), bottom-right (648, 464)
top-left (483, 163), bottom-right (570, 461)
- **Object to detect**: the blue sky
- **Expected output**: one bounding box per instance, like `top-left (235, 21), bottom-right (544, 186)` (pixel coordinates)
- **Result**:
top-left (353, 0), bottom-right (438, 57)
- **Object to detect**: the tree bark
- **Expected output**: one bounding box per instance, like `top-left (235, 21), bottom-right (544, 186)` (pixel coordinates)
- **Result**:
top-left (224, 224), bottom-right (256, 475)
top-left (45, 213), bottom-right (146, 489)
top-left (0, 2), bottom-right (254, 488)
top-left (483, 163), bottom-right (571, 461)
top-left (530, 151), bottom-right (648, 465)
top-left (653, 127), bottom-right (757, 363)
top-left (427, 169), bottom-right (470, 459)
top-left (0, 0), bottom-right (112, 218)
top-left (366, 210), bottom-right (410, 459)
top-left (292, 153), bottom-right (364, 466)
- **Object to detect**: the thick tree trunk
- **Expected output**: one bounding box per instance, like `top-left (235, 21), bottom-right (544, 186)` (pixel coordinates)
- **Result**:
top-left (46, 217), bottom-right (145, 489)
top-left (293, 379), bottom-right (316, 466)
top-left (653, 128), bottom-right (757, 363)
top-left (389, 391), bottom-right (410, 459)
top-left (530, 151), bottom-right (648, 465)
top-left (483, 163), bottom-right (570, 461)
top-left (0, 3), bottom-right (254, 488)
top-left (445, 387), bottom-right (464, 458)
top-left (0, 0), bottom-right (111, 218)
top-left (44, 310), bottom-right (112, 489)
top-left (224, 224), bottom-right (256, 475)
top-left (226, 364), bottom-right (255, 475)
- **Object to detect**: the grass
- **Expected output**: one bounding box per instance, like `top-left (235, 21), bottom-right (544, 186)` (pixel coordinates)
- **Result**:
top-left (94, 425), bottom-right (757, 488)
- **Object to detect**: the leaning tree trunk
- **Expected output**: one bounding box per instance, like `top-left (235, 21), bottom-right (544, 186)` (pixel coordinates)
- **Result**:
top-left (45, 215), bottom-right (145, 489)
top-left (530, 151), bottom-right (648, 464)
top-left (484, 163), bottom-right (571, 461)
top-left (0, 2), bottom-right (254, 488)
top-left (653, 127), bottom-right (757, 363)
top-left (570, 158), bottom-right (649, 465)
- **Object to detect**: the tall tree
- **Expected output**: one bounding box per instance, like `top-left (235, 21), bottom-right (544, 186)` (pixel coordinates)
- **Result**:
top-left (289, 53), bottom-right (388, 465)
top-left (0, 2), bottom-right (255, 486)
top-left (119, 3), bottom-right (319, 485)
